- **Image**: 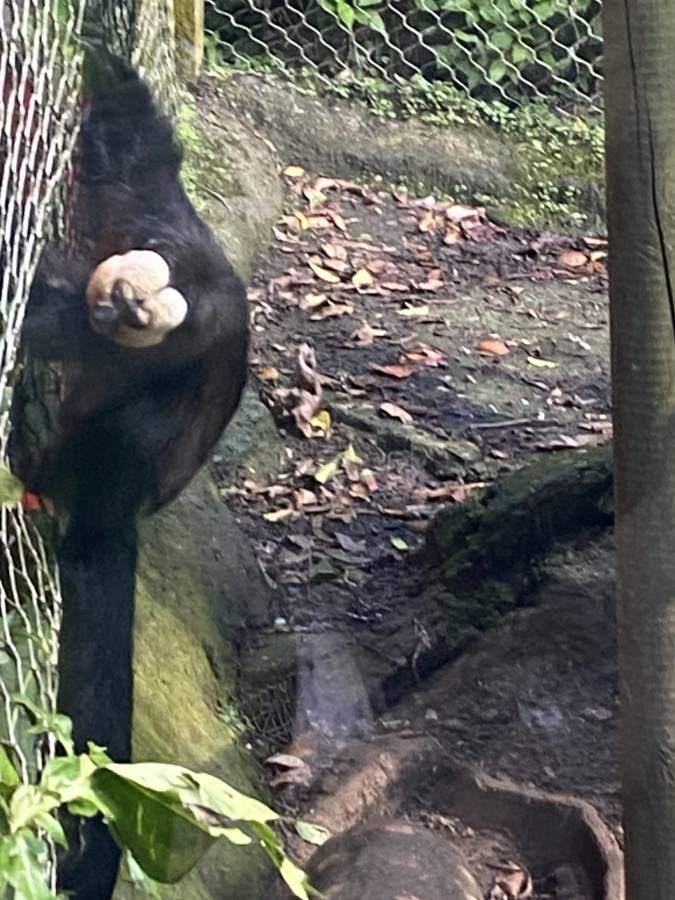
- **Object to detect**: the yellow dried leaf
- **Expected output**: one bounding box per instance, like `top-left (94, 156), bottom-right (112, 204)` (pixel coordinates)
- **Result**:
top-left (527, 356), bottom-right (558, 369)
top-left (300, 293), bottom-right (328, 310)
top-left (398, 305), bottom-right (430, 317)
top-left (284, 165), bottom-right (305, 178)
top-left (293, 210), bottom-right (310, 230)
top-left (391, 536), bottom-right (410, 551)
top-left (263, 507), bottom-right (294, 523)
top-left (315, 454), bottom-right (343, 485)
top-left (308, 261), bottom-right (341, 284)
top-left (258, 365), bottom-right (280, 382)
top-left (311, 410), bottom-right (332, 433)
top-left (343, 444), bottom-right (363, 465)
top-left (352, 267), bottom-right (374, 288)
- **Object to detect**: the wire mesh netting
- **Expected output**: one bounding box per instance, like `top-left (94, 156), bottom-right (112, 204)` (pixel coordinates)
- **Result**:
top-left (0, 0), bottom-right (84, 781)
top-left (0, 0), bottom-right (177, 889)
top-left (205, 0), bottom-right (603, 112)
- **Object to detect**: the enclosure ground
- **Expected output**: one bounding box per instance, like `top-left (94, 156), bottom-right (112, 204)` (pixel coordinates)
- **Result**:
top-left (216, 113), bottom-right (617, 895)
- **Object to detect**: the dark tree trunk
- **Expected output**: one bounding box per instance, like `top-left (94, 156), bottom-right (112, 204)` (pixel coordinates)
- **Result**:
top-left (605, 2), bottom-right (675, 896)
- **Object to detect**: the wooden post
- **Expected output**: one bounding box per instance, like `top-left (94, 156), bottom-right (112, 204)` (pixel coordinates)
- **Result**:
top-left (174, 0), bottom-right (204, 76)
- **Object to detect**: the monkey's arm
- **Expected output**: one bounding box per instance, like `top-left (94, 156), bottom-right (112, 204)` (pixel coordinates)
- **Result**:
top-left (23, 248), bottom-right (96, 361)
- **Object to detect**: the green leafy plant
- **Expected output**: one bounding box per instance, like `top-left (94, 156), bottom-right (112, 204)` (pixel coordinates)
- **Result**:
top-left (0, 731), bottom-right (312, 899)
top-left (317, 0), bottom-right (387, 35)
top-left (206, 0), bottom-right (602, 106)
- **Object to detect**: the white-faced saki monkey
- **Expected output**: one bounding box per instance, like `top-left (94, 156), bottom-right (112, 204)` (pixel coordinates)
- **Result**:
top-left (17, 54), bottom-right (248, 898)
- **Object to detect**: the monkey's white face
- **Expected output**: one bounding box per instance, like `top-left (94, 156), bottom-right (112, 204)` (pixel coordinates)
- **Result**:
top-left (86, 249), bottom-right (188, 348)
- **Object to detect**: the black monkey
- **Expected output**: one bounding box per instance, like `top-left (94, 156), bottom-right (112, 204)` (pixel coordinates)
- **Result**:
top-left (18, 56), bottom-right (248, 898)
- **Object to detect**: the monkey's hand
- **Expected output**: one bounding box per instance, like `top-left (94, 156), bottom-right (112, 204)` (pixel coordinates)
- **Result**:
top-left (86, 250), bottom-right (187, 349)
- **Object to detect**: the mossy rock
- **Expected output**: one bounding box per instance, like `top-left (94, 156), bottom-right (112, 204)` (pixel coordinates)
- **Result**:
top-left (218, 73), bottom-right (603, 233)
top-left (424, 445), bottom-right (613, 648)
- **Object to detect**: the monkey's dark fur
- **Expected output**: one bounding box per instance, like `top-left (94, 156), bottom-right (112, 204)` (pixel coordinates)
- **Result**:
top-left (19, 57), bottom-right (248, 898)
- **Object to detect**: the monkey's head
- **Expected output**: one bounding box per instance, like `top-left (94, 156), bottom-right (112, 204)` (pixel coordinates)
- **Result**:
top-left (86, 250), bottom-right (188, 348)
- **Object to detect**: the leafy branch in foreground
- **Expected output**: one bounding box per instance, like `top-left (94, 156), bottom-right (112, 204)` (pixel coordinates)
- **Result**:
top-left (0, 730), bottom-right (313, 899)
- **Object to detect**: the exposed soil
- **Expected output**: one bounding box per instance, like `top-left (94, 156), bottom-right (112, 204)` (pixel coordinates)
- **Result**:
top-left (216, 152), bottom-right (617, 896)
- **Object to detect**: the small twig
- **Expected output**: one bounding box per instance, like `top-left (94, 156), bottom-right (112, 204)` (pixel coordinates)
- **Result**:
top-left (469, 417), bottom-right (538, 430)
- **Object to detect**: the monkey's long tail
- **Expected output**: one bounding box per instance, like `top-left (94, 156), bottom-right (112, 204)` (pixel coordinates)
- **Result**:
top-left (56, 518), bottom-right (137, 900)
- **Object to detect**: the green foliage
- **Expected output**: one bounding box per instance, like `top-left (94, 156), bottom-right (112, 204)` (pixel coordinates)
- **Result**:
top-left (408, 0), bottom-right (602, 101)
top-left (206, 0), bottom-right (602, 106)
top-left (316, 0), bottom-right (387, 35)
top-left (0, 465), bottom-right (23, 507)
top-left (0, 732), bottom-right (311, 899)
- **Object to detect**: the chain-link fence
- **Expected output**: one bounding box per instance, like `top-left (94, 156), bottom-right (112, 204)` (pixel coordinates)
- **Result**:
top-left (204, 0), bottom-right (603, 112)
top-left (0, 0), bottom-right (84, 778)
top-left (0, 0), bottom-right (177, 890)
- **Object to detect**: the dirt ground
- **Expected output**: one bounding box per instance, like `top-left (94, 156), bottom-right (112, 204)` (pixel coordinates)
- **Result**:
top-left (220, 161), bottom-right (617, 896)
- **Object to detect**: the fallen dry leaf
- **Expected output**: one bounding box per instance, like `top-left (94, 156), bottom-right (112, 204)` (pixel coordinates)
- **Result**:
top-left (446, 203), bottom-right (483, 224)
top-left (478, 338), bottom-right (510, 357)
top-left (398, 304), bottom-right (430, 317)
top-left (526, 355), bottom-right (558, 369)
top-left (265, 752), bottom-right (309, 769)
top-left (583, 235), bottom-right (608, 249)
top-left (322, 241), bottom-right (348, 261)
top-left (559, 249), bottom-right (588, 269)
top-left (302, 216), bottom-right (332, 231)
top-left (405, 346), bottom-right (447, 367)
top-left (335, 532), bottom-right (367, 554)
top-left (314, 444), bottom-right (362, 485)
top-left (379, 402), bottom-right (413, 424)
top-left (303, 186), bottom-right (326, 209)
top-left (454, 483), bottom-right (488, 502)
top-left (309, 302), bottom-right (354, 320)
top-left (258, 365), bottom-right (280, 382)
top-left (314, 453), bottom-right (343, 485)
top-left (311, 410), bottom-right (332, 433)
top-left (294, 488), bottom-right (318, 507)
top-left (417, 269), bottom-right (444, 291)
top-left (443, 226), bottom-right (462, 245)
top-left (391, 536), bottom-right (409, 551)
top-left (308, 260), bottom-right (341, 283)
top-left (412, 482), bottom-right (485, 502)
top-left (418, 208), bottom-right (438, 233)
top-left (300, 292), bottom-right (328, 310)
top-left (283, 165), bottom-right (305, 178)
top-left (263, 507), bottom-right (294, 523)
top-left (350, 321), bottom-right (387, 347)
top-left (272, 343), bottom-right (325, 438)
top-left (310, 176), bottom-right (338, 192)
top-left (321, 257), bottom-right (350, 274)
top-left (487, 861), bottom-right (533, 900)
top-left (326, 209), bottom-right (347, 231)
top-left (360, 468), bottom-right (378, 492)
top-left (366, 258), bottom-right (387, 274)
top-left (291, 210), bottom-right (310, 230)
top-left (536, 431), bottom-right (611, 451)
top-left (369, 362), bottom-right (416, 379)
top-left (352, 267), bottom-right (374, 288)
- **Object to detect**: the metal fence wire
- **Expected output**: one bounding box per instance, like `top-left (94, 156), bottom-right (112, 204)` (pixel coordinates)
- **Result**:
top-left (0, 0), bottom-right (177, 889)
top-left (0, 0), bottom-right (84, 778)
top-left (205, 0), bottom-right (603, 112)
